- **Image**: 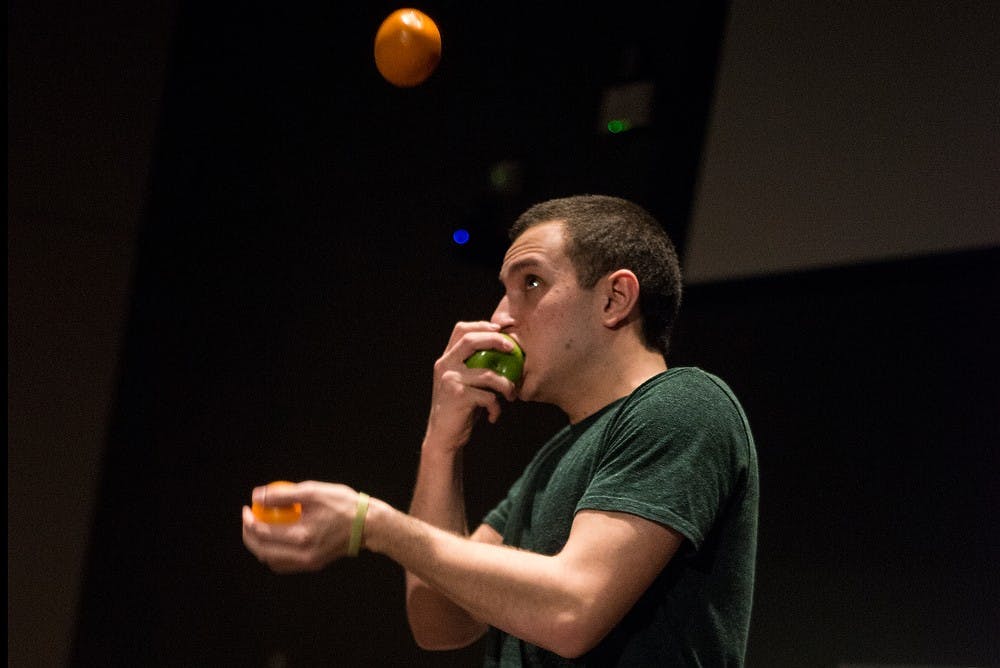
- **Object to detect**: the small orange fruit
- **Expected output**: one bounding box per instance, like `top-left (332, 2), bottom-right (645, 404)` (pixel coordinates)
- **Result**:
top-left (251, 481), bottom-right (302, 524)
top-left (374, 8), bottom-right (442, 87)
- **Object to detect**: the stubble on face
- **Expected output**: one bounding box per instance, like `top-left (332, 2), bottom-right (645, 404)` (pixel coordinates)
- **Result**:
top-left (498, 222), bottom-right (601, 411)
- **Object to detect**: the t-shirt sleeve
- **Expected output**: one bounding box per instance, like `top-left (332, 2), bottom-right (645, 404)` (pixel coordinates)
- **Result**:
top-left (576, 371), bottom-right (750, 550)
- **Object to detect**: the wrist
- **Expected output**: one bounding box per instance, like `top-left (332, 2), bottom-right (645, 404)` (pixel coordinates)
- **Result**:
top-left (421, 439), bottom-right (461, 462)
top-left (422, 415), bottom-right (474, 453)
top-left (347, 492), bottom-right (370, 557)
top-left (361, 496), bottom-right (396, 556)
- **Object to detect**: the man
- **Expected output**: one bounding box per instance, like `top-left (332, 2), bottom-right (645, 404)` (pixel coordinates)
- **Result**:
top-left (243, 194), bottom-right (758, 665)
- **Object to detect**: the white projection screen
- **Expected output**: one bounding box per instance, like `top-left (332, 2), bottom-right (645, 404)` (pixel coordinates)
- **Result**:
top-left (684, 0), bottom-right (1000, 284)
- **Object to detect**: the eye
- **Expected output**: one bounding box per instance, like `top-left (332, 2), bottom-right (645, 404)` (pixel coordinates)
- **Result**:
top-left (525, 275), bottom-right (541, 290)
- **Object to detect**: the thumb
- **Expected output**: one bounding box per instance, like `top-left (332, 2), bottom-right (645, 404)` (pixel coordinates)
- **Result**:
top-left (253, 480), bottom-right (300, 506)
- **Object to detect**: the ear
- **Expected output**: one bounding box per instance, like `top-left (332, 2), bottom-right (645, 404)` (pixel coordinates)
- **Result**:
top-left (599, 269), bottom-right (640, 329)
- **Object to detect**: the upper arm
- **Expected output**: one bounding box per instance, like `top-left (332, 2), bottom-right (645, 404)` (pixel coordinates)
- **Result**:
top-left (555, 509), bottom-right (684, 653)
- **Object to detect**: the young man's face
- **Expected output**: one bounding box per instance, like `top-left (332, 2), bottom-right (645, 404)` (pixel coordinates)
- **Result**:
top-left (492, 220), bottom-right (606, 406)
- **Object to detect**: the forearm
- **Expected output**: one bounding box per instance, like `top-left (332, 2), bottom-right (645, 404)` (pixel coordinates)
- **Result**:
top-left (370, 499), bottom-right (592, 657)
top-left (404, 440), bottom-right (488, 648)
top-left (400, 321), bottom-right (523, 648)
top-left (407, 442), bottom-right (469, 534)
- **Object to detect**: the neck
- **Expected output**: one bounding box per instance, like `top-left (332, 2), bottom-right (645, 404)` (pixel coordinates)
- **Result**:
top-left (562, 345), bottom-right (667, 424)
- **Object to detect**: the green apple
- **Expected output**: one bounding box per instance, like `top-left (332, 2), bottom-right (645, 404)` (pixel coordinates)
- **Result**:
top-left (464, 334), bottom-right (524, 384)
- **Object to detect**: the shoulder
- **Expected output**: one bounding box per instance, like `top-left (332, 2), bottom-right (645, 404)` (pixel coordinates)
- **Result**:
top-left (611, 367), bottom-right (754, 458)
top-left (626, 367), bottom-right (746, 416)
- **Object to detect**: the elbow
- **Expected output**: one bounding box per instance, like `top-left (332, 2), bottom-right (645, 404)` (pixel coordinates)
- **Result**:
top-left (408, 619), bottom-right (485, 652)
top-left (406, 586), bottom-right (487, 651)
top-left (547, 630), bottom-right (600, 660)
top-left (407, 619), bottom-right (445, 651)
top-left (544, 606), bottom-right (609, 659)
top-left (411, 629), bottom-right (482, 652)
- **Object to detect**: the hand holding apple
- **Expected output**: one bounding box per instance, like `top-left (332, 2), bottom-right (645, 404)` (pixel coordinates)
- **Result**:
top-left (424, 324), bottom-right (522, 447)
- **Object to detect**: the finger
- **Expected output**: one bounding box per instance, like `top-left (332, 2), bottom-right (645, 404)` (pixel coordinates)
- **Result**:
top-left (439, 365), bottom-right (514, 403)
top-left (243, 521), bottom-right (332, 574)
top-left (446, 321), bottom-right (501, 349)
top-left (243, 506), bottom-right (297, 544)
top-left (252, 482), bottom-right (300, 506)
top-left (446, 334), bottom-right (518, 371)
top-left (460, 365), bottom-right (517, 401)
top-left (249, 541), bottom-right (317, 573)
top-left (242, 505), bottom-right (270, 543)
top-left (485, 401), bottom-right (501, 424)
top-left (243, 509), bottom-right (304, 557)
top-left (459, 382), bottom-right (505, 423)
top-left (242, 507), bottom-right (265, 553)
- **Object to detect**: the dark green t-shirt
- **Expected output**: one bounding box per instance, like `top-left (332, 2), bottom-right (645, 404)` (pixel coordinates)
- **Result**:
top-left (481, 367), bottom-right (758, 667)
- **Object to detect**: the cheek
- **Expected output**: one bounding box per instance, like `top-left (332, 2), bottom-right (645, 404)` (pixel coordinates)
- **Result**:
top-left (528, 333), bottom-right (574, 374)
top-left (521, 295), bottom-right (582, 362)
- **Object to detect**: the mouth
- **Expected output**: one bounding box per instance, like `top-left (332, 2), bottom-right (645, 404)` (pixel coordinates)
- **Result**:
top-left (506, 335), bottom-right (524, 356)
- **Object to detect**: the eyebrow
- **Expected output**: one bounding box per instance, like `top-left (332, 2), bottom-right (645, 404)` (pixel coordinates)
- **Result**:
top-left (499, 257), bottom-right (543, 283)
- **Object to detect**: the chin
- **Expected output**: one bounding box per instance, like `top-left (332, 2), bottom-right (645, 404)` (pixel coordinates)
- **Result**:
top-left (515, 378), bottom-right (533, 401)
top-left (516, 376), bottom-right (543, 403)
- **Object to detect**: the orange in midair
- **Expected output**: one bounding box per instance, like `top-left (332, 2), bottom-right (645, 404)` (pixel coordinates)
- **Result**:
top-left (251, 481), bottom-right (302, 524)
top-left (374, 8), bottom-right (442, 87)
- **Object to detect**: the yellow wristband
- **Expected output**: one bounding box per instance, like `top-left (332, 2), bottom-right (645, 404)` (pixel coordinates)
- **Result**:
top-left (347, 492), bottom-right (370, 557)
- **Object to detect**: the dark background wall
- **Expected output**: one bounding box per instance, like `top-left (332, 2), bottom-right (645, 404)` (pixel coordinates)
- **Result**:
top-left (8, 1), bottom-right (998, 667)
top-left (9, 1), bottom-right (177, 666)
top-left (686, 0), bottom-right (1000, 281)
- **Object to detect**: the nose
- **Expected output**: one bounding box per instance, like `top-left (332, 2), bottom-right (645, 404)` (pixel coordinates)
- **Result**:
top-left (490, 294), bottom-right (515, 329)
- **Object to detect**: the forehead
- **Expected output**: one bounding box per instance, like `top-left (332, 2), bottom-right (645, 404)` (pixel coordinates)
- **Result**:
top-left (500, 220), bottom-right (570, 276)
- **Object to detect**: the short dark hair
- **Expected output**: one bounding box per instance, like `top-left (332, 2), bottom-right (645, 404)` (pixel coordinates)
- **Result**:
top-left (509, 194), bottom-right (682, 357)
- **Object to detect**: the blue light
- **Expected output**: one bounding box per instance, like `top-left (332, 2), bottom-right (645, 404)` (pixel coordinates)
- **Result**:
top-left (452, 228), bottom-right (471, 245)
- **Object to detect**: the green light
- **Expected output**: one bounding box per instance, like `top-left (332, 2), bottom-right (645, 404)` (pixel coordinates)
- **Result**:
top-left (489, 164), bottom-right (510, 190)
top-left (607, 118), bottom-right (632, 134)
top-left (488, 159), bottom-right (522, 194)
